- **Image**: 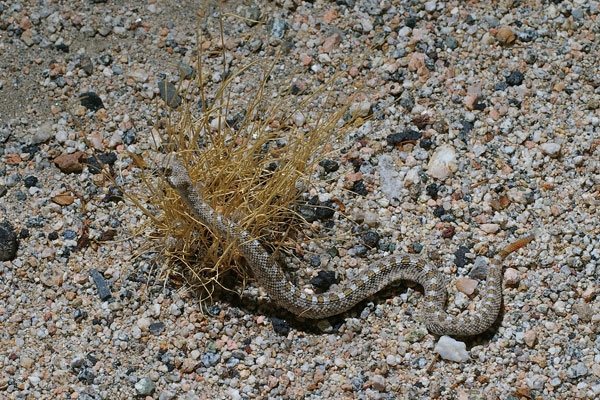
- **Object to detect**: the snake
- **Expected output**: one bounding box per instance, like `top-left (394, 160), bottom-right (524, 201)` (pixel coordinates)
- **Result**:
top-left (161, 154), bottom-right (533, 337)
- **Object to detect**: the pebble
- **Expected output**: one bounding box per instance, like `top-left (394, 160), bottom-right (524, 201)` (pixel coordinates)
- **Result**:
top-left (495, 26), bottom-right (516, 45)
top-left (89, 269), bottom-right (111, 301)
top-left (552, 300), bottom-right (567, 316)
top-left (378, 154), bottom-right (403, 200)
top-left (427, 145), bottom-right (457, 180)
top-left (79, 91), bottom-right (105, 111)
top-left (53, 151), bottom-right (86, 173)
top-left (506, 70), bottom-right (524, 86)
top-left (503, 268), bottom-right (521, 286)
top-left (129, 68), bottom-right (149, 83)
top-left (370, 374), bottom-right (386, 391)
top-left (0, 221), bottom-right (18, 261)
top-left (455, 277), bottom-right (478, 296)
top-left (540, 142), bottom-right (561, 157)
top-left (158, 80), bottom-right (182, 108)
top-left (0, 1), bottom-right (596, 399)
top-left (434, 336), bottom-right (470, 362)
top-left (480, 223), bottom-right (500, 234)
top-left (135, 377), bottom-right (156, 396)
top-left (523, 329), bottom-right (537, 348)
top-left (350, 101), bottom-right (372, 117)
top-left (572, 303), bottom-right (593, 322)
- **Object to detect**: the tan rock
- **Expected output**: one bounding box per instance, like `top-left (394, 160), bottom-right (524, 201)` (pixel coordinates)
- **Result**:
top-left (496, 26), bottom-right (516, 45)
top-left (456, 277), bottom-right (478, 296)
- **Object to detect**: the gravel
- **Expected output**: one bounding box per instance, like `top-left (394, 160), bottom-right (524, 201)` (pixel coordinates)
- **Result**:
top-left (0, 0), bottom-right (599, 399)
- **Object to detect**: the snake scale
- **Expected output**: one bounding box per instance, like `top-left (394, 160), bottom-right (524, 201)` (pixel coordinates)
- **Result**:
top-left (162, 155), bottom-right (533, 337)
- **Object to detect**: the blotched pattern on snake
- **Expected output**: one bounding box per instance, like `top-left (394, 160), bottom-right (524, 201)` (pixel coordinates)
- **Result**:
top-left (162, 155), bottom-right (533, 337)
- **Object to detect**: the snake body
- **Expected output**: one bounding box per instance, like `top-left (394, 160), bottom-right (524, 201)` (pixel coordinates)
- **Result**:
top-left (163, 156), bottom-right (532, 337)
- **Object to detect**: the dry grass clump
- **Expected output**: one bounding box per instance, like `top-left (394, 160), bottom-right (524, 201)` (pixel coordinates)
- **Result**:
top-left (133, 27), bottom-right (367, 304)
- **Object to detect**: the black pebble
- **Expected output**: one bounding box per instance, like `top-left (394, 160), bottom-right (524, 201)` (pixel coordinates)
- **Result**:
top-left (55, 43), bottom-right (69, 52)
top-left (454, 246), bottom-right (470, 268)
top-left (89, 269), bottom-right (111, 301)
top-left (0, 221), bottom-right (18, 261)
top-left (319, 159), bottom-right (339, 173)
top-left (506, 70), bottom-right (524, 86)
top-left (419, 138), bottom-right (433, 149)
top-left (310, 270), bottom-right (337, 291)
top-left (271, 317), bottom-right (290, 335)
top-left (351, 181), bottom-right (368, 196)
top-left (21, 144), bottom-right (40, 157)
top-left (86, 152), bottom-right (117, 174)
top-left (104, 186), bottom-right (123, 203)
top-left (386, 129), bottom-right (422, 145)
top-left (79, 92), bottom-right (105, 111)
top-left (473, 102), bottom-right (486, 111)
top-left (48, 231), bottom-right (59, 241)
top-left (426, 183), bottom-right (439, 198)
top-left (291, 83), bottom-right (303, 95)
top-left (433, 206), bottom-right (445, 218)
top-left (23, 176), bottom-right (38, 188)
top-left (315, 200), bottom-right (335, 220)
top-left (361, 231), bottom-right (380, 248)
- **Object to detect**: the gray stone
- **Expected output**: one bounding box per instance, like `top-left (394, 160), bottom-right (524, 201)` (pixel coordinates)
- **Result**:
top-left (135, 377), bottom-right (155, 396)
top-left (158, 80), bottom-right (182, 108)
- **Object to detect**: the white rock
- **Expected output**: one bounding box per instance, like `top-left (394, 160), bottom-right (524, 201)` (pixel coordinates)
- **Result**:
top-left (398, 26), bottom-right (412, 37)
top-left (317, 53), bottom-right (332, 64)
top-left (129, 68), bottom-right (149, 83)
top-left (226, 388), bottom-right (241, 400)
top-left (540, 142), bottom-right (561, 157)
top-left (31, 122), bottom-right (53, 144)
top-left (472, 144), bottom-right (486, 157)
top-left (378, 154), bottom-right (405, 200)
top-left (350, 101), bottom-right (372, 117)
top-left (425, 1), bottom-right (437, 12)
top-left (427, 145), bottom-right (457, 180)
top-left (404, 166), bottom-right (421, 186)
top-left (435, 336), bottom-right (470, 362)
top-left (291, 111), bottom-right (305, 127)
top-left (526, 374), bottom-right (548, 391)
top-left (137, 317), bottom-right (151, 331)
top-left (547, 4), bottom-right (559, 18)
top-left (481, 223), bottom-right (500, 234)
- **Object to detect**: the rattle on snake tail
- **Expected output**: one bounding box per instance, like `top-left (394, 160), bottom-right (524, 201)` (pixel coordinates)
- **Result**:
top-left (161, 154), bottom-right (534, 337)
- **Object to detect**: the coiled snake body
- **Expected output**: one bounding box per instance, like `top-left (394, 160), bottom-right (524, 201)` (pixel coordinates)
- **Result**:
top-left (163, 156), bottom-right (533, 337)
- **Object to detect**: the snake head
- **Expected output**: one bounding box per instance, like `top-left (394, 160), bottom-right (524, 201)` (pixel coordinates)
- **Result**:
top-left (157, 153), bottom-right (192, 191)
